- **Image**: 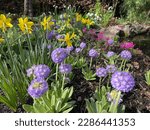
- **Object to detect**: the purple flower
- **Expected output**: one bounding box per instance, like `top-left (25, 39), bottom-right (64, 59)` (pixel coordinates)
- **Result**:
top-left (47, 44), bottom-right (52, 49)
top-left (120, 50), bottom-right (132, 60)
top-left (111, 71), bottom-right (135, 92)
top-left (107, 39), bottom-right (114, 45)
top-left (28, 78), bottom-right (48, 98)
top-left (65, 46), bottom-right (74, 54)
top-left (26, 65), bottom-right (36, 77)
top-left (47, 30), bottom-right (56, 40)
top-left (56, 34), bottom-right (64, 40)
top-left (75, 48), bottom-right (81, 53)
top-left (51, 48), bottom-right (68, 63)
top-left (80, 42), bottom-right (86, 49)
top-left (106, 51), bottom-right (115, 58)
top-left (107, 90), bottom-right (123, 104)
top-left (89, 49), bottom-right (98, 58)
top-left (34, 64), bottom-right (51, 79)
top-left (106, 65), bottom-right (117, 73)
top-left (96, 67), bottom-right (107, 77)
top-left (59, 64), bottom-right (72, 74)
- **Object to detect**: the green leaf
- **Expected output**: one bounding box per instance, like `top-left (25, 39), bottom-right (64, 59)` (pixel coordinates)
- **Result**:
top-left (23, 104), bottom-right (34, 113)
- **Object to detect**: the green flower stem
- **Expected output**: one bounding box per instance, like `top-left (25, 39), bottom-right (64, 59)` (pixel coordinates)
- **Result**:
top-left (98, 78), bottom-right (102, 91)
top-left (62, 74), bottom-right (66, 89)
top-left (107, 73), bottom-right (111, 88)
top-left (122, 60), bottom-right (127, 71)
top-left (89, 57), bottom-right (93, 68)
top-left (55, 63), bottom-right (59, 81)
top-left (119, 59), bottom-right (125, 70)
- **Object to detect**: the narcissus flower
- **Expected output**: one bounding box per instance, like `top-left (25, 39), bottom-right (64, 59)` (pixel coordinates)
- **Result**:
top-left (76, 13), bottom-right (82, 22)
top-left (18, 17), bottom-right (34, 33)
top-left (111, 71), bottom-right (135, 92)
top-left (51, 48), bottom-right (68, 63)
top-left (0, 37), bottom-right (4, 43)
top-left (59, 32), bottom-right (76, 47)
top-left (28, 78), bottom-right (48, 98)
top-left (0, 14), bottom-right (13, 32)
top-left (41, 16), bottom-right (54, 30)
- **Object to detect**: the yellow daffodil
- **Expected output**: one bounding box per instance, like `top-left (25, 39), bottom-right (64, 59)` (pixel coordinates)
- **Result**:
top-left (0, 14), bottom-right (13, 32)
top-left (86, 19), bottom-right (94, 26)
top-left (0, 37), bottom-right (4, 43)
top-left (81, 18), bottom-right (87, 24)
top-left (41, 16), bottom-right (54, 30)
top-left (64, 18), bottom-right (71, 28)
top-left (59, 32), bottom-right (76, 47)
top-left (76, 13), bottom-right (82, 22)
top-left (18, 17), bottom-right (34, 34)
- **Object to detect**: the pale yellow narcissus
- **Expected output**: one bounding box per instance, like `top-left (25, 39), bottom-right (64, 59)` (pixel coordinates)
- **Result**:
top-left (86, 19), bottom-right (94, 26)
top-left (0, 14), bottom-right (13, 32)
top-left (76, 13), bottom-right (82, 22)
top-left (59, 32), bottom-right (76, 47)
top-left (0, 37), bottom-right (4, 43)
top-left (41, 16), bottom-right (54, 30)
top-left (18, 17), bottom-right (34, 34)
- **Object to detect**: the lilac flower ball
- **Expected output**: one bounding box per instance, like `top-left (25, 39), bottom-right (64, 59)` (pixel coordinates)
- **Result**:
top-left (47, 30), bottom-right (55, 40)
top-left (107, 90), bottom-right (123, 104)
top-left (34, 64), bottom-right (51, 79)
top-left (111, 71), bottom-right (135, 92)
top-left (106, 51), bottom-right (115, 58)
top-left (75, 48), bottom-right (81, 53)
top-left (89, 49), bottom-right (98, 58)
top-left (96, 67), bottom-right (107, 77)
top-left (51, 48), bottom-right (68, 63)
top-left (28, 78), bottom-right (48, 98)
top-left (107, 39), bottom-right (114, 45)
top-left (56, 34), bottom-right (64, 40)
top-left (26, 65), bottom-right (36, 77)
top-left (65, 46), bottom-right (74, 54)
top-left (106, 65), bottom-right (117, 73)
top-left (120, 50), bottom-right (132, 60)
top-left (80, 42), bottom-right (86, 49)
top-left (59, 64), bottom-right (72, 74)
top-left (47, 44), bottom-right (52, 50)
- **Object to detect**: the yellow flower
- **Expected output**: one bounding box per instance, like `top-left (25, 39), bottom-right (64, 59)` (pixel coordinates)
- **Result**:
top-left (76, 13), bottom-right (82, 22)
top-left (0, 37), bottom-right (4, 43)
top-left (81, 18), bottom-right (87, 24)
top-left (0, 14), bottom-right (13, 32)
top-left (41, 16), bottom-right (54, 30)
top-left (64, 18), bottom-right (71, 28)
top-left (18, 17), bottom-right (34, 34)
top-left (86, 19), bottom-right (94, 26)
top-left (59, 32), bottom-right (76, 47)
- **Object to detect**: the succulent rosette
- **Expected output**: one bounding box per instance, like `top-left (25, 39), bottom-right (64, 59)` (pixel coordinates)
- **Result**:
top-left (28, 78), bottom-right (48, 98)
top-left (111, 71), bottom-right (135, 92)
top-left (51, 48), bottom-right (68, 63)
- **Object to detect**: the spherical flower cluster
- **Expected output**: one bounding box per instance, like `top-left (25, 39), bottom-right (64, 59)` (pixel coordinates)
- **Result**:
top-left (47, 44), bottom-right (52, 50)
top-left (107, 39), bottom-right (114, 45)
top-left (96, 67), bottom-right (107, 77)
top-left (65, 46), bottom-right (74, 54)
top-left (34, 64), bottom-right (51, 79)
top-left (28, 78), bottom-right (48, 98)
top-left (111, 71), bottom-right (135, 92)
top-left (107, 90), bottom-right (123, 104)
top-left (80, 42), bottom-right (86, 49)
top-left (106, 65), bottom-right (117, 73)
top-left (59, 64), bottom-right (72, 74)
top-left (26, 65), bottom-right (36, 77)
top-left (120, 42), bottom-right (135, 49)
top-left (89, 49), bottom-right (98, 58)
top-left (106, 51), bottom-right (115, 58)
top-left (51, 48), bottom-right (68, 63)
top-left (47, 30), bottom-right (56, 40)
top-left (56, 34), bottom-right (64, 40)
top-left (120, 50), bottom-right (132, 60)
top-left (75, 48), bottom-right (82, 53)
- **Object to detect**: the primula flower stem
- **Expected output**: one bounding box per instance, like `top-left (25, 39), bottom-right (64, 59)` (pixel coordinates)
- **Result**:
top-left (98, 78), bottom-right (102, 91)
top-left (62, 74), bottom-right (66, 89)
top-left (56, 64), bottom-right (59, 81)
top-left (89, 57), bottom-right (93, 68)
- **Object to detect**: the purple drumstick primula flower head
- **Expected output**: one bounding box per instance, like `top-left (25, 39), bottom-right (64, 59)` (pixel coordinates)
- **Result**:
top-left (106, 64), bottom-right (117, 73)
top-left (59, 64), bottom-right (72, 74)
top-left (120, 50), bottom-right (132, 60)
top-left (107, 39), bottom-right (114, 45)
top-left (28, 78), bottom-right (48, 98)
top-left (89, 48), bottom-right (98, 58)
top-left (33, 64), bottom-right (51, 79)
top-left (96, 67), bottom-right (107, 77)
top-left (107, 90), bottom-right (123, 104)
top-left (65, 46), bottom-right (74, 54)
top-left (75, 47), bottom-right (82, 53)
top-left (80, 42), bottom-right (86, 49)
top-left (47, 30), bottom-right (56, 40)
top-left (106, 51), bottom-right (115, 58)
top-left (111, 71), bottom-right (135, 92)
top-left (26, 65), bottom-right (36, 77)
top-left (51, 48), bottom-right (68, 63)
